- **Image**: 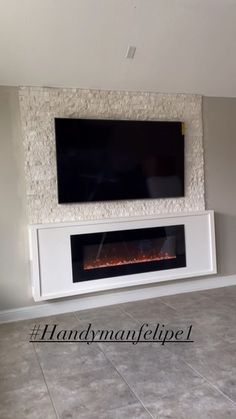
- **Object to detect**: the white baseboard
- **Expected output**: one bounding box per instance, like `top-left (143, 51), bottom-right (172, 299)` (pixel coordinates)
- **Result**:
top-left (1, 274), bottom-right (236, 324)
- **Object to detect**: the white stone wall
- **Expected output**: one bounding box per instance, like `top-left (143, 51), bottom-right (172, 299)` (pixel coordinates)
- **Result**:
top-left (19, 87), bottom-right (204, 224)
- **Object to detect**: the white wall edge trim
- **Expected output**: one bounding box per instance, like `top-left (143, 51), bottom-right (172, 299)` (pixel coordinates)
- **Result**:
top-left (1, 274), bottom-right (236, 324)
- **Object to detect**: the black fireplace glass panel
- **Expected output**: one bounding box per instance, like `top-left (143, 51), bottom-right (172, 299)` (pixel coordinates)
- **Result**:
top-left (70, 225), bottom-right (186, 283)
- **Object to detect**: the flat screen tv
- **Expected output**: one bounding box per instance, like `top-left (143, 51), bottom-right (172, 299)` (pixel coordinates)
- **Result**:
top-left (55, 118), bottom-right (185, 204)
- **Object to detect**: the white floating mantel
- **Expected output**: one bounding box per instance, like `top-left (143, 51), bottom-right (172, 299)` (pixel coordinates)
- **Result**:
top-left (29, 211), bottom-right (216, 302)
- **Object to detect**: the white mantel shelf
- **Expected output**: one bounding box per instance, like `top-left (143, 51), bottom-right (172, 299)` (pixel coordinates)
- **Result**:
top-left (29, 211), bottom-right (217, 302)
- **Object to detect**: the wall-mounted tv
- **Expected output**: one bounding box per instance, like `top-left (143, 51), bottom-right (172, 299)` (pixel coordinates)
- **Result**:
top-left (55, 118), bottom-right (185, 204)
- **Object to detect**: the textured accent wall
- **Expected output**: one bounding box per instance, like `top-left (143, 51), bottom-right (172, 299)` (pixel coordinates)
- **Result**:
top-left (19, 87), bottom-right (204, 224)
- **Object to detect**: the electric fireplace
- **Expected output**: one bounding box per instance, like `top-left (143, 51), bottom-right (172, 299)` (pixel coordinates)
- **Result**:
top-left (71, 225), bottom-right (186, 282)
top-left (29, 212), bottom-right (216, 301)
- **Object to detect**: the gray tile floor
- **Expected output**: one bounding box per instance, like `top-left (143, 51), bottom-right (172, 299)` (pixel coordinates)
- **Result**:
top-left (1, 286), bottom-right (236, 418)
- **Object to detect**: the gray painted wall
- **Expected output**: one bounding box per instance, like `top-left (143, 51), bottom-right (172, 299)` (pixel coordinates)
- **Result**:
top-left (0, 87), bottom-right (33, 309)
top-left (203, 97), bottom-right (236, 276)
top-left (0, 87), bottom-right (236, 310)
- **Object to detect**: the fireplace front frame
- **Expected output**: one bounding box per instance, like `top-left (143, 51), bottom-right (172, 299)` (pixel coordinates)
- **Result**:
top-left (29, 211), bottom-right (217, 301)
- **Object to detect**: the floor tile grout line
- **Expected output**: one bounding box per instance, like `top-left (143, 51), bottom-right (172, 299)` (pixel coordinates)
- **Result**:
top-left (73, 303), bottom-right (236, 409)
top-left (73, 312), bottom-right (154, 417)
top-left (120, 298), bottom-right (189, 323)
top-left (73, 304), bottom-right (126, 320)
top-left (98, 341), bottom-right (236, 416)
top-left (182, 359), bottom-right (236, 407)
top-left (158, 298), bottom-right (186, 312)
top-left (73, 305), bottom-right (185, 334)
top-left (118, 303), bottom-right (163, 324)
top-left (119, 308), bottom-right (140, 323)
top-left (157, 297), bottom-right (229, 333)
top-left (98, 343), bottom-right (155, 419)
top-left (118, 300), bottom-right (193, 331)
top-left (32, 343), bottom-right (61, 419)
top-left (68, 303), bottom-right (215, 338)
top-left (73, 307), bottom-right (140, 327)
top-left (159, 294), bottom-right (217, 313)
top-left (72, 298), bottom-right (183, 325)
top-left (74, 306), bottom-right (171, 417)
top-left (120, 297), bottom-right (181, 315)
top-left (72, 311), bottom-right (80, 322)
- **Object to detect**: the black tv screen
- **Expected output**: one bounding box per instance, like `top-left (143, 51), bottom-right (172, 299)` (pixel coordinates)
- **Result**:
top-left (55, 118), bottom-right (185, 203)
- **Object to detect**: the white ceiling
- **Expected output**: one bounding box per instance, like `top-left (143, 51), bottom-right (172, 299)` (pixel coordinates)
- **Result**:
top-left (0, 0), bottom-right (236, 97)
